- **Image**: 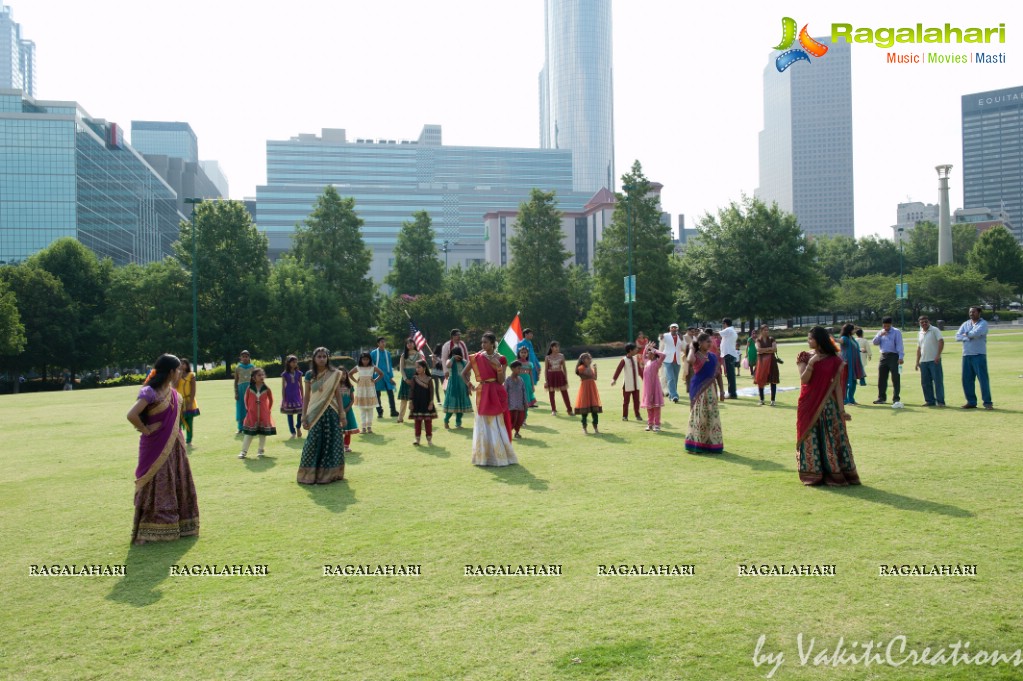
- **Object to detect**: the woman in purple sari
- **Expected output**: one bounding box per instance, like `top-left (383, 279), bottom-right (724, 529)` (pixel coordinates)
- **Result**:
top-left (684, 333), bottom-right (724, 454)
top-left (125, 354), bottom-right (200, 545)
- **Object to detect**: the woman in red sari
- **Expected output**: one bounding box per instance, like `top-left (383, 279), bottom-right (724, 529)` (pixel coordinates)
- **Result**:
top-left (126, 354), bottom-right (200, 544)
top-left (796, 327), bottom-right (860, 486)
top-left (462, 331), bottom-right (517, 467)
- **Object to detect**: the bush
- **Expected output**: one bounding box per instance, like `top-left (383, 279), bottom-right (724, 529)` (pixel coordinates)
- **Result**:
top-left (98, 373), bottom-right (149, 387)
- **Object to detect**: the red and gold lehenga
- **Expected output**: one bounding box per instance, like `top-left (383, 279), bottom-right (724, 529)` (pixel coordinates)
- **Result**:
top-left (796, 354), bottom-right (861, 486)
top-left (468, 351), bottom-right (517, 467)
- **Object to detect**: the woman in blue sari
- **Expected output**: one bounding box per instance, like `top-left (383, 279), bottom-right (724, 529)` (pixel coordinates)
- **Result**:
top-left (684, 333), bottom-right (724, 454)
top-left (839, 323), bottom-right (864, 404)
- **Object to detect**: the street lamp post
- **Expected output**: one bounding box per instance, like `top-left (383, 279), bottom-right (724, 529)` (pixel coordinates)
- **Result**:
top-left (898, 226), bottom-right (905, 328)
top-left (442, 240), bottom-right (450, 269)
top-left (184, 198), bottom-right (203, 368)
top-left (622, 183), bottom-right (636, 343)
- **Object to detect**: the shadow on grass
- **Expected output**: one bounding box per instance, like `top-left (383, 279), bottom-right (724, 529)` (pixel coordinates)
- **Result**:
top-left (242, 455), bottom-right (277, 472)
top-left (523, 424), bottom-right (558, 434)
top-left (283, 439), bottom-right (305, 450)
top-left (515, 437), bottom-right (550, 449)
top-left (418, 443), bottom-right (451, 459)
top-left (303, 480), bottom-right (358, 513)
top-left (106, 535), bottom-right (198, 607)
top-left (488, 463), bottom-right (549, 491)
top-left (704, 450), bottom-right (788, 472)
top-left (591, 432), bottom-right (626, 443)
top-left (826, 485), bottom-right (974, 517)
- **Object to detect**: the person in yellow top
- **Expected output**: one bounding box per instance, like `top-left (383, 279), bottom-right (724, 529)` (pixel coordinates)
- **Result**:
top-left (176, 358), bottom-right (200, 446)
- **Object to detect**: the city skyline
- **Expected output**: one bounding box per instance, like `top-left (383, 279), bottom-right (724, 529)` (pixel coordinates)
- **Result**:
top-left (10, 0), bottom-right (1020, 241)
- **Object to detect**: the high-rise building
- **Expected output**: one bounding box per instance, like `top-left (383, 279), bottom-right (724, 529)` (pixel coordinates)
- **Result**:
top-left (256, 125), bottom-right (597, 282)
top-left (131, 121), bottom-right (223, 214)
top-left (0, 89), bottom-right (184, 265)
top-left (756, 37), bottom-right (854, 238)
top-left (131, 121), bottom-right (199, 163)
top-left (0, 2), bottom-right (35, 97)
top-left (962, 85), bottom-right (1023, 242)
top-left (200, 160), bottom-right (229, 198)
top-left (539, 0), bottom-right (615, 195)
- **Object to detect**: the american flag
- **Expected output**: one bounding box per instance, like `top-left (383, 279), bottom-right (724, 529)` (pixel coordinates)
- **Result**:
top-left (408, 319), bottom-right (428, 352)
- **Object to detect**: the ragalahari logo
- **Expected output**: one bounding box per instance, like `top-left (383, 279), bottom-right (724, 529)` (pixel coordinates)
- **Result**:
top-left (774, 17), bottom-right (829, 72)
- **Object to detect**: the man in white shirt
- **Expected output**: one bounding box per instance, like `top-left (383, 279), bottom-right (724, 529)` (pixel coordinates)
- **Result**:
top-left (661, 323), bottom-right (686, 403)
top-left (719, 318), bottom-right (739, 399)
top-left (439, 329), bottom-right (469, 379)
top-left (914, 316), bottom-right (945, 407)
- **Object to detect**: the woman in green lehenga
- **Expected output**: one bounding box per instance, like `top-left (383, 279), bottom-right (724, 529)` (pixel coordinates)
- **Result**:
top-left (795, 327), bottom-right (860, 486)
top-left (443, 348), bottom-right (474, 429)
top-left (396, 337), bottom-right (424, 424)
top-left (297, 347), bottom-right (346, 485)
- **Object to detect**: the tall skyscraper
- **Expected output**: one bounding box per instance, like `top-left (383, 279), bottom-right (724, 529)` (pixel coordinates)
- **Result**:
top-left (0, 90), bottom-right (184, 266)
top-left (539, 0), bottom-right (615, 194)
top-left (962, 85), bottom-right (1023, 242)
top-left (1, 2), bottom-right (35, 97)
top-left (756, 37), bottom-right (854, 238)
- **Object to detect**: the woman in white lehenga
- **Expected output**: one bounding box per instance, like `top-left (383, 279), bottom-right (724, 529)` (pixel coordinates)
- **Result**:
top-left (462, 332), bottom-right (518, 466)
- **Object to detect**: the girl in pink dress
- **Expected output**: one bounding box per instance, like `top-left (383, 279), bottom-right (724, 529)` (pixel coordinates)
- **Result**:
top-left (641, 346), bottom-right (666, 432)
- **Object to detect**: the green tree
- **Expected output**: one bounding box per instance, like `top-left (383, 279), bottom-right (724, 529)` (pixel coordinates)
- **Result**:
top-left (0, 264), bottom-right (74, 381)
top-left (850, 236), bottom-right (900, 278)
top-left (583, 161), bottom-right (676, 342)
top-left (266, 256), bottom-right (353, 358)
top-left (105, 259), bottom-right (191, 366)
top-left (905, 265), bottom-right (1000, 322)
top-left (292, 186), bottom-right (376, 342)
top-left (833, 274), bottom-right (899, 320)
top-left (27, 238), bottom-right (113, 373)
top-left (175, 200), bottom-right (270, 369)
top-left (967, 225), bottom-right (1023, 293)
top-left (0, 277), bottom-right (26, 357)
top-left (507, 189), bottom-right (576, 346)
top-left (814, 235), bottom-right (859, 285)
top-left (378, 292), bottom-right (462, 350)
top-left (443, 262), bottom-right (508, 301)
top-left (903, 222), bottom-right (978, 270)
top-left (385, 210), bottom-right (443, 296)
top-left (679, 195), bottom-right (825, 323)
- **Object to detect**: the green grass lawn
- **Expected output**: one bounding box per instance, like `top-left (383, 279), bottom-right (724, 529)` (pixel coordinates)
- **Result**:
top-left (2, 330), bottom-right (1021, 680)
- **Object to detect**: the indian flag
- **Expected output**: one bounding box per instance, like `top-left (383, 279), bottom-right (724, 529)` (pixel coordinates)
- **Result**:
top-left (498, 313), bottom-right (523, 364)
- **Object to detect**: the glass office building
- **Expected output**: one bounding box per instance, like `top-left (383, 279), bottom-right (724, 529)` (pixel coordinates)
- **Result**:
top-left (1, 2), bottom-right (34, 97)
top-left (539, 0), bottom-right (615, 195)
top-left (256, 125), bottom-right (596, 282)
top-left (0, 89), bottom-right (183, 265)
top-left (757, 38), bottom-right (854, 238)
top-left (131, 121), bottom-right (199, 164)
top-left (962, 86), bottom-right (1023, 242)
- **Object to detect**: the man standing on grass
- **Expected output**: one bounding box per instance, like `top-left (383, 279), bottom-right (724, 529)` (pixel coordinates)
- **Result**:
top-left (719, 318), bottom-right (739, 400)
top-left (955, 306), bottom-right (993, 410)
top-left (661, 324), bottom-right (685, 403)
top-left (915, 315), bottom-right (945, 407)
top-left (440, 329), bottom-right (469, 380)
top-left (871, 317), bottom-right (904, 405)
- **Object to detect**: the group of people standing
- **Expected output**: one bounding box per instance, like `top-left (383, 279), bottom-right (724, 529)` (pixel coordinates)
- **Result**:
top-left (836, 308), bottom-right (994, 410)
top-left (126, 306), bottom-right (999, 545)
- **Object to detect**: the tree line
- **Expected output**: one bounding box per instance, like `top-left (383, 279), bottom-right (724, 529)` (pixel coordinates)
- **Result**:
top-left (2, 160), bottom-right (1021, 390)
